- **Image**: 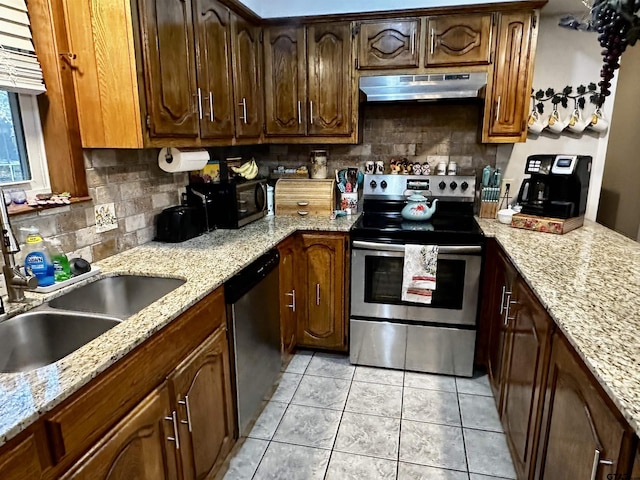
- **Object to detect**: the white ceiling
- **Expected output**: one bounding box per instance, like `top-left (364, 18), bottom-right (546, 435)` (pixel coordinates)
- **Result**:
top-left (237, 0), bottom-right (589, 18)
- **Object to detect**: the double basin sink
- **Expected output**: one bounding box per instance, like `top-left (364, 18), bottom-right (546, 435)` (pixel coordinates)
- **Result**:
top-left (0, 275), bottom-right (185, 373)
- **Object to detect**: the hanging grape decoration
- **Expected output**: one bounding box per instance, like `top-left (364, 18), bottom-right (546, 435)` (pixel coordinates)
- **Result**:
top-left (593, 0), bottom-right (640, 106)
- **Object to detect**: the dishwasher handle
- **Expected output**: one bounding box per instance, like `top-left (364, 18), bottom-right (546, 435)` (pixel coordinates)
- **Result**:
top-left (225, 249), bottom-right (280, 304)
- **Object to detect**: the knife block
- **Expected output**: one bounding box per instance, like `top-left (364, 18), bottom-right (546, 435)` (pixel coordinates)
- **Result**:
top-left (479, 201), bottom-right (498, 218)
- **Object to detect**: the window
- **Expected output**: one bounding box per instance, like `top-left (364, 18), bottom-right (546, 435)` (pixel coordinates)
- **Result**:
top-left (0, 89), bottom-right (49, 195)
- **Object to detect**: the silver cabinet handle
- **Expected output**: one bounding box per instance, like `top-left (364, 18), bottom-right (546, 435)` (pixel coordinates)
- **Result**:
top-left (503, 293), bottom-right (512, 326)
top-left (286, 290), bottom-right (296, 312)
top-left (197, 88), bottom-right (203, 120)
top-left (411, 32), bottom-right (416, 55)
top-left (430, 28), bottom-right (435, 55)
top-left (238, 97), bottom-right (248, 123)
top-left (591, 449), bottom-right (614, 480)
top-left (178, 396), bottom-right (193, 433)
top-left (316, 283), bottom-right (320, 305)
top-left (309, 100), bottom-right (314, 125)
top-left (297, 100), bottom-right (302, 124)
top-left (165, 411), bottom-right (180, 449)
top-left (209, 91), bottom-right (214, 122)
top-left (495, 95), bottom-right (501, 122)
top-left (499, 285), bottom-right (506, 315)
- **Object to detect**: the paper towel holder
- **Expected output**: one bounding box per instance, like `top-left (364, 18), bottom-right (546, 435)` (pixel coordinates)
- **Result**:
top-left (164, 150), bottom-right (174, 164)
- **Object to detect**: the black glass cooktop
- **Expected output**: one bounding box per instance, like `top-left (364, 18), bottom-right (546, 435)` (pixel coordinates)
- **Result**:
top-left (350, 201), bottom-right (483, 245)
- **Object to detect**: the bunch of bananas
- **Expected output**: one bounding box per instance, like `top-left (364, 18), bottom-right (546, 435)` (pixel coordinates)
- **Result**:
top-left (231, 159), bottom-right (258, 180)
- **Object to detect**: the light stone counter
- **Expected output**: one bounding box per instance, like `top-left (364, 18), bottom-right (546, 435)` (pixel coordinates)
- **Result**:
top-left (477, 218), bottom-right (640, 435)
top-left (0, 214), bottom-right (358, 447)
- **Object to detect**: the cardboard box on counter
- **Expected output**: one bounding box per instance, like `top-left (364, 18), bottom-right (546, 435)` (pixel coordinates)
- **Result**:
top-left (511, 213), bottom-right (584, 234)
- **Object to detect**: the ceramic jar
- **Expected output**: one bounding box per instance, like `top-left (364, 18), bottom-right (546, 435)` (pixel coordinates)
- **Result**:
top-left (310, 150), bottom-right (328, 179)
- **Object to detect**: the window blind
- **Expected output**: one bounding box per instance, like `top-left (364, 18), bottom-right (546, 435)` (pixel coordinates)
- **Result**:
top-left (0, 0), bottom-right (46, 95)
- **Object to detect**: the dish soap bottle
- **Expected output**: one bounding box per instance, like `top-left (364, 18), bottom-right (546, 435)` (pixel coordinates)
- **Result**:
top-left (21, 226), bottom-right (55, 287)
top-left (48, 238), bottom-right (71, 282)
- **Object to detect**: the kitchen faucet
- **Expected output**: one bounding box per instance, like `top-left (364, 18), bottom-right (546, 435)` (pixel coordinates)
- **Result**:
top-left (0, 188), bottom-right (38, 302)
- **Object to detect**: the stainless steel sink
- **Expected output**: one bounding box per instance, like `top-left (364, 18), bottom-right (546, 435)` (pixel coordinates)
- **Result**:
top-left (48, 275), bottom-right (185, 318)
top-left (0, 311), bottom-right (121, 373)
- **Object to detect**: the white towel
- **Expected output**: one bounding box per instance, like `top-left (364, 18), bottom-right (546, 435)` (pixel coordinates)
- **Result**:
top-left (402, 245), bottom-right (438, 304)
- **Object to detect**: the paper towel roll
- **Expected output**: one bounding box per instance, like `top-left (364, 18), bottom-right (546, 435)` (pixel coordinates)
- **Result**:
top-left (159, 147), bottom-right (209, 173)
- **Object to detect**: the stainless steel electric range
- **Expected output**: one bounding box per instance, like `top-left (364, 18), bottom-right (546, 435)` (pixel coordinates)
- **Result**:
top-left (349, 174), bottom-right (484, 377)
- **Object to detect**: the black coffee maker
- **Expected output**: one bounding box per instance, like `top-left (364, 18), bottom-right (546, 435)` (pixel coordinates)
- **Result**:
top-left (517, 154), bottom-right (592, 219)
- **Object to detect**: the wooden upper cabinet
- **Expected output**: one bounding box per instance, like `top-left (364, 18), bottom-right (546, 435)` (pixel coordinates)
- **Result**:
top-left (426, 14), bottom-right (492, 66)
top-left (483, 11), bottom-right (537, 142)
top-left (264, 26), bottom-right (307, 135)
top-left (535, 332), bottom-right (634, 479)
top-left (61, 384), bottom-right (178, 480)
top-left (193, 0), bottom-right (234, 139)
top-left (357, 19), bottom-right (420, 69)
top-left (169, 328), bottom-right (235, 480)
top-left (307, 23), bottom-right (352, 136)
top-left (139, 0), bottom-right (199, 138)
top-left (231, 15), bottom-right (263, 138)
top-left (501, 276), bottom-right (552, 480)
top-left (298, 233), bottom-right (347, 350)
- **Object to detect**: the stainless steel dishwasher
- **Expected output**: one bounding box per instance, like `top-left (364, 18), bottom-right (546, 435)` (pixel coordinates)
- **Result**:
top-left (225, 249), bottom-right (280, 436)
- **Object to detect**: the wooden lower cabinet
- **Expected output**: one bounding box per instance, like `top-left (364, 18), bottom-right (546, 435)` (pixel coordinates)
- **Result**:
top-left (298, 233), bottom-right (348, 350)
top-left (277, 236), bottom-right (299, 354)
top-left (0, 432), bottom-right (49, 480)
top-left (534, 332), bottom-right (635, 479)
top-left (501, 276), bottom-right (552, 479)
top-left (169, 327), bottom-right (234, 480)
top-left (61, 384), bottom-right (178, 480)
top-left (277, 233), bottom-right (349, 352)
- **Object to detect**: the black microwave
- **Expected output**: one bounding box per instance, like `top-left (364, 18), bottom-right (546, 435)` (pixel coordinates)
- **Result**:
top-left (187, 179), bottom-right (267, 229)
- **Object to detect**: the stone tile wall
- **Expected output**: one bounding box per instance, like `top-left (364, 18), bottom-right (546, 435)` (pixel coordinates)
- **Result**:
top-left (253, 102), bottom-right (497, 176)
top-left (9, 149), bottom-right (186, 266)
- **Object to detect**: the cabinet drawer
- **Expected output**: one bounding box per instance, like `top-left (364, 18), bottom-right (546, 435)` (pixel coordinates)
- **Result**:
top-left (0, 431), bottom-right (49, 480)
top-left (275, 179), bottom-right (336, 216)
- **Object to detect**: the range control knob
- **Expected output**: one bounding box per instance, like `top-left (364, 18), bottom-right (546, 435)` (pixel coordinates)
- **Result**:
top-left (438, 181), bottom-right (446, 190)
top-left (381, 180), bottom-right (388, 189)
top-left (461, 181), bottom-right (469, 191)
top-left (370, 180), bottom-right (377, 189)
top-left (450, 181), bottom-right (458, 190)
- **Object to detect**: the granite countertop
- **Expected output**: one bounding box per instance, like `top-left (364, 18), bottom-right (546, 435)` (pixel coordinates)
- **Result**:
top-left (477, 218), bottom-right (640, 435)
top-left (2, 214), bottom-right (640, 449)
top-left (0, 214), bottom-right (359, 447)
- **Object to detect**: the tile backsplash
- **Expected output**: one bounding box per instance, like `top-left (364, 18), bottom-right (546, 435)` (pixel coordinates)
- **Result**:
top-left (254, 102), bottom-right (497, 175)
top-left (9, 149), bottom-right (186, 266)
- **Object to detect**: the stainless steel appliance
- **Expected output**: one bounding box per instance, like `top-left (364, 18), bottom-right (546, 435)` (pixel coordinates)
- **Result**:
top-left (517, 154), bottom-right (592, 219)
top-left (349, 174), bottom-right (483, 377)
top-left (187, 178), bottom-right (267, 229)
top-left (225, 250), bottom-right (280, 436)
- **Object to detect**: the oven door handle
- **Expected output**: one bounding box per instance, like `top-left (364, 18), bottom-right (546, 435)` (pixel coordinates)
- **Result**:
top-left (352, 241), bottom-right (482, 255)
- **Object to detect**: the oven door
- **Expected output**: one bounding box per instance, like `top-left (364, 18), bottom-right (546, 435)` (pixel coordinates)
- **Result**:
top-left (350, 240), bottom-right (482, 326)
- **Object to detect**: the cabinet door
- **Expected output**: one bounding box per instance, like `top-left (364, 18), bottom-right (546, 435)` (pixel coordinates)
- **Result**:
top-left (62, 384), bottom-right (178, 480)
top-left (426, 14), bottom-right (491, 66)
top-left (0, 433), bottom-right (47, 480)
top-left (139, 0), bottom-right (199, 137)
top-left (484, 12), bottom-right (535, 141)
top-left (486, 245), bottom-right (518, 411)
top-left (535, 333), bottom-right (634, 479)
top-left (169, 327), bottom-right (235, 480)
top-left (357, 19), bottom-right (420, 69)
top-left (501, 277), bottom-right (552, 480)
top-left (193, 0), bottom-right (234, 138)
top-left (231, 15), bottom-right (262, 138)
top-left (307, 23), bottom-right (352, 136)
top-left (298, 233), bottom-right (346, 350)
top-left (278, 236), bottom-right (299, 354)
top-left (264, 26), bottom-right (307, 135)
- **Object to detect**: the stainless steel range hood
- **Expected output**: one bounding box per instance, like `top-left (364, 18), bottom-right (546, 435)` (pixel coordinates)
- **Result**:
top-left (359, 72), bottom-right (487, 102)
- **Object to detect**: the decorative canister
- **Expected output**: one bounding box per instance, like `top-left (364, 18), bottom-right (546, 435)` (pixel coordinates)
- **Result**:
top-left (401, 195), bottom-right (438, 221)
top-left (310, 150), bottom-right (328, 179)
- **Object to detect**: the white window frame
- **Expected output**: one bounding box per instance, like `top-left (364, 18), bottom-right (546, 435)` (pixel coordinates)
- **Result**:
top-left (0, 91), bottom-right (51, 196)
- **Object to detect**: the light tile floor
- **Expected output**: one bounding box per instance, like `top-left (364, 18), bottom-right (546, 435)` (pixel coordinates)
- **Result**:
top-left (223, 351), bottom-right (515, 480)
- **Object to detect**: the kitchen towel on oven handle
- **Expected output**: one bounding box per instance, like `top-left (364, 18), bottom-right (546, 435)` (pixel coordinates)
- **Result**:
top-left (401, 244), bottom-right (438, 304)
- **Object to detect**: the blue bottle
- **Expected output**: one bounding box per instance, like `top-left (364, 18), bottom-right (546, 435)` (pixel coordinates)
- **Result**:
top-left (21, 226), bottom-right (55, 287)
